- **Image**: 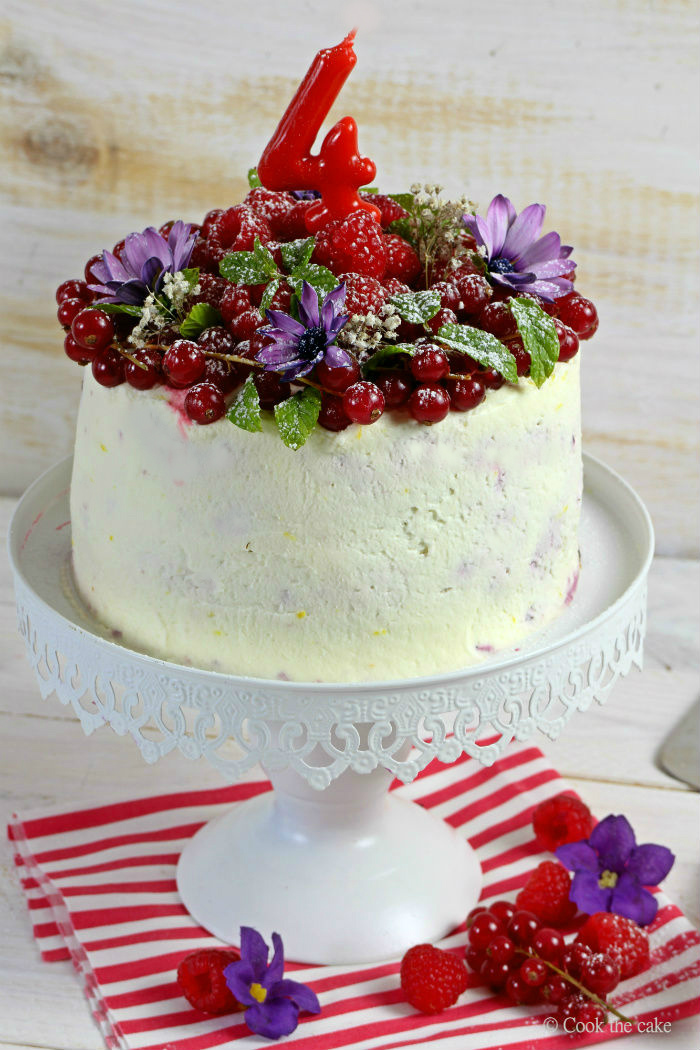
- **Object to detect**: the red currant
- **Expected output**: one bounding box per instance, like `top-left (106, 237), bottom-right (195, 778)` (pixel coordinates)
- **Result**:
top-left (556, 993), bottom-right (589, 1027)
top-left (508, 336), bottom-right (531, 376)
top-left (489, 901), bottom-right (517, 925)
top-left (505, 972), bottom-right (537, 1005)
top-left (64, 333), bottom-right (92, 364)
top-left (158, 221), bottom-right (175, 239)
top-left (479, 367), bottom-right (505, 390)
top-left (445, 377), bottom-right (485, 412)
top-left (316, 357), bottom-right (361, 392)
top-left (202, 356), bottom-right (242, 394)
top-left (464, 944), bottom-right (485, 973)
top-left (427, 306), bottom-right (457, 335)
top-left (228, 308), bottom-right (264, 341)
top-left (124, 349), bottom-right (162, 390)
top-left (554, 320), bottom-right (580, 362)
top-left (561, 942), bottom-right (592, 980)
top-left (163, 340), bottom-right (206, 387)
top-left (480, 957), bottom-right (510, 989)
top-left (520, 958), bottom-right (547, 987)
top-left (579, 953), bottom-right (620, 997)
top-left (112, 238), bottom-right (126, 261)
top-left (478, 300), bottom-right (517, 339)
top-left (485, 934), bottom-right (515, 964)
top-left (468, 913), bottom-right (504, 950)
top-left (557, 294), bottom-right (598, 339)
top-left (454, 274), bottom-right (491, 315)
top-left (376, 372), bottom-right (412, 409)
top-left (254, 370), bottom-right (288, 409)
top-left (84, 253), bottom-right (103, 283)
top-left (506, 910), bottom-right (541, 948)
top-left (542, 975), bottom-right (570, 1004)
top-left (185, 382), bottom-right (226, 424)
top-left (429, 280), bottom-right (461, 313)
top-left (57, 298), bottom-right (86, 328)
top-left (466, 905), bottom-right (489, 929)
top-left (343, 382), bottom-right (385, 425)
top-left (573, 999), bottom-right (607, 1029)
top-left (92, 349), bottom-right (125, 387)
top-left (198, 326), bottom-right (236, 356)
top-left (56, 279), bottom-right (91, 305)
top-left (220, 285), bottom-right (252, 324)
top-left (411, 346), bottom-right (449, 382)
top-left (408, 384), bottom-right (450, 425)
top-left (531, 928), bottom-right (564, 963)
top-left (318, 394), bottom-right (351, 432)
top-left (72, 309), bottom-right (115, 352)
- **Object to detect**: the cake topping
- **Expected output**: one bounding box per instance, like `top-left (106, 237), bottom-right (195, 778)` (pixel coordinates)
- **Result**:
top-left (55, 32), bottom-right (599, 446)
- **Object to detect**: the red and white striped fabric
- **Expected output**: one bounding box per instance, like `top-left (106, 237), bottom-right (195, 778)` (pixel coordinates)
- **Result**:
top-left (8, 742), bottom-right (700, 1050)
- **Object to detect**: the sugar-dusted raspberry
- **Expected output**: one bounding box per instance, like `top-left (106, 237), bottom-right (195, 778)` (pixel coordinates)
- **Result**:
top-left (429, 280), bottom-right (462, 314)
top-left (220, 285), bottom-right (252, 325)
top-left (576, 913), bottom-right (650, 980)
top-left (400, 944), bottom-right (468, 1014)
top-left (201, 208), bottom-right (224, 239)
top-left (227, 308), bottom-right (264, 342)
top-left (532, 793), bottom-right (594, 852)
top-left (208, 204), bottom-right (272, 263)
top-left (275, 200), bottom-right (314, 240)
top-left (189, 235), bottom-right (216, 273)
top-left (360, 192), bottom-right (408, 227)
top-left (515, 861), bottom-right (577, 926)
top-left (313, 211), bottom-right (387, 279)
top-left (383, 277), bottom-right (411, 296)
top-left (267, 280), bottom-right (293, 313)
top-left (338, 272), bottom-right (387, 316)
top-left (244, 187), bottom-right (296, 230)
top-left (192, 273), bottom-right (228, 310)
top-left (383, 233), bottom-right (421, 284)
top-left (177, 948), bottom-right (244, 1015)
top-left (453, 273), bottom-right (491, 316)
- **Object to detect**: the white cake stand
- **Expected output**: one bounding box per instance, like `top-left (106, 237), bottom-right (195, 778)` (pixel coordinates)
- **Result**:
top-left (8, 454), bottom-right (653, 964)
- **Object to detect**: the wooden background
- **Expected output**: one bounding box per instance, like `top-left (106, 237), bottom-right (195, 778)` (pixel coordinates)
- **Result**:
top-left (1, 0), bottom-right (699, 556)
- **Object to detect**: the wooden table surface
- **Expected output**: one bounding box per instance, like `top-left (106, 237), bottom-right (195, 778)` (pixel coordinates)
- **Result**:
top-left (1, 493), bottom-right (698, 1049)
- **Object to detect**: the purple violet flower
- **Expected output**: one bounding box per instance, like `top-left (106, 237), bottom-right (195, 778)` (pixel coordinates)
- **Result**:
top-left (556, 814), bottom-right (675, 926)
top-left (463, 195), bottom-right (575, 301)
top-left (224, 927), bottom-right (320, 1040)
top-left (257, 281), bottom-right (351, 381)
top-left (291, 189), bottom-right (321, 201)
top-left (87, 221), bottom-right (196, 306)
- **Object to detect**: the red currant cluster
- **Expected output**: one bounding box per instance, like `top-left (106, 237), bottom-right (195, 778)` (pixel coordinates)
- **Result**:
top-left (465, 901), bottom-right (624, 1031)
top-left (55, 186), bottom-right (599, 431)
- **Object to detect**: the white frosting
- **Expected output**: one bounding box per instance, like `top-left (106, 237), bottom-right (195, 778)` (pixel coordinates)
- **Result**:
top-left (70, 359), bottom-right (582, 682)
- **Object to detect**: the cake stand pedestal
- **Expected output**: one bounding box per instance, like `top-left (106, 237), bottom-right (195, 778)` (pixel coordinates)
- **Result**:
top-left (9, 454), bottom-right (653, 964)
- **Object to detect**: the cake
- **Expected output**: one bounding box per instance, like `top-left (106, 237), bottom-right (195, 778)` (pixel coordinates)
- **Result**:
top-left (55, 38), bottom-right (598, 683)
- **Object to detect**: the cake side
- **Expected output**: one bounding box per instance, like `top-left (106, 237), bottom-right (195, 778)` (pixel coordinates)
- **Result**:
top-left (70, 356), bottom-right (581, 682)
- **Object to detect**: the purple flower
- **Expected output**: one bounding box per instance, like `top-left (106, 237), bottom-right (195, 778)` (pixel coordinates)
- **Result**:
top-left (291, 189), bottom-right (321, 201)
top-left (556, 814), bottom-right (675, 926)
top-left (224, 927), bottom-right (320, 1040)
top-left (463, 195), bottom-right (575, 301)
top-left (257, 281), bottom-right (351, 381)
top-left (87, 222), bottom-right (196, 305)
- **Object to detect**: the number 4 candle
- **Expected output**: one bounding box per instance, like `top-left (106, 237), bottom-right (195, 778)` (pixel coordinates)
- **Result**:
top-left (257, 31), bottom-right (380, 232)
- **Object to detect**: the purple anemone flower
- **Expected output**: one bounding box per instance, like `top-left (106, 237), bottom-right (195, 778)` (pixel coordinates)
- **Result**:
top-left (87, 221), bottom-right (196, 306)
top-left (257, 281), bottom-right (350, 381)
top-left (291, 189), bottom-right (321, 201)
top-left (556, 814), bottom-right (675, 926)
top-left (224, 927), bottom-right (320, 1040)
top-left (463, 195), bottom-right (575, 301)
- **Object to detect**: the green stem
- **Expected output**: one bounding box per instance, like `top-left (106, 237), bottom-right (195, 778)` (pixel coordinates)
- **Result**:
top-left (517, 948), bottom-right (633, 1025)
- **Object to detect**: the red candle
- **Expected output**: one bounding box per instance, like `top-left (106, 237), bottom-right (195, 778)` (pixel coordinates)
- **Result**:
top-left (257, 31), bottom-right (380, 232)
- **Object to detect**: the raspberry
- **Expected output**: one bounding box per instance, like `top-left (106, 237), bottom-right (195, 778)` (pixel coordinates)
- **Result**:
top-left (400, 944), bottom-right (468, 1014)
top-left (228, 308), bottom-right (264, 341)
top-left (177, 948), bottom-right (244, 1015)
top-left (201, 208), bottom-right (224, 238)
top-left (208, 205), bottom-right (272, 263)
top-left (192, 273), bottom-right (228, 310)
top-left (383, 277), bottom-right (411, 296)
top-left (244, 187), bottom-right (295, 232)
top-left (515, 861), bottom-right (577, 926)
top-left (275, 200), bottom-right (314, 240)
top-left (313, 211), bottom-right (387, 279)
top-left (360, 192), bottom-right (408, 227)
top-left (383, 233), bottom-right (421, 284)
top-left (220, 285), bottom-right (252, 324)
top-left (532, 793), bottom-right (594, 852)
top-left (338, 273), bottom-right (387, 316)
top-left (576, 913), bottom-right (650, 979)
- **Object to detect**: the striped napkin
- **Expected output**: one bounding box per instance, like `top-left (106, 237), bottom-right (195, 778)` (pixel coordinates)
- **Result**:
top-left (8, 742), bottom-right (700, 1050)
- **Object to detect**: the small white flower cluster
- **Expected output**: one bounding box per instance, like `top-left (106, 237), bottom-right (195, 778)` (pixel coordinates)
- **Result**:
top-left (337, 303), bottom-right (401, 357)
top-left (128, 271), bottom-right (200, 348)
top-left (406, 183), bottom-right (475, 269)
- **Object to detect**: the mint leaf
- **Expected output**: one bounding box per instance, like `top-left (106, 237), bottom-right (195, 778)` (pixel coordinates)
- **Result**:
top-left (390, 290), bottom-right (441, 324)
top-left (91, 302), bottom-right (142, 318)
top-left (219, 237), bottom-right (279, 286)
top-left (281, 237), bottom-right (315, 274)
top-left (388, 217), bottom-right (412, 241)
top-left (388, 192), bottom-right (414, 210)
top-left (259, 277), bottom-right (280, 314)
top-left (510, 297), bottom-right (560, 387)
top-left (288, 263), bottom-right (338, 300)
top-left (274, 386), bottom-right (321, 450)
top-left (247, 167), bottom-right (262, 188)
top-left (179, 302), bottom-right (222, 339)
top-left (227, 374), bottom-right (262, 433)
top-left (364, 343), bottom-right (415, 370)
top-left (360, 185), bottom-right (378, 194)
top-left (179, 266), bottom-right (200, 291)
top-left (437, 322), bottom-right (518, 382)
